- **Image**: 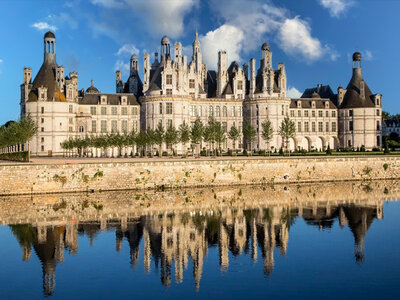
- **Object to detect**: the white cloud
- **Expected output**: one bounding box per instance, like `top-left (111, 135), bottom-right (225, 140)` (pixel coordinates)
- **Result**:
top-left (31, 22), bottom-right (57, 32)
top-left (114, 59), bottom-right (130, 74)
top-left (0, 59), bottom-right (3, 63)
top-left (200, 25), bottom-right (244, 69)
top-left (91, 0), bottom-right (123, 8)
top-left (116, 44), bottom-right (139, 56)
top-left (318, 0), bottom-right (354, 18)
top-left (364, 50), bottom-right (373, 61)
top-left (287, 86), bottom-right (302, 98)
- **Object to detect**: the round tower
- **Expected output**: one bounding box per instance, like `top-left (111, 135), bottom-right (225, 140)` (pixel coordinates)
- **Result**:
top-left (44, 31), bottom-right (56, 62)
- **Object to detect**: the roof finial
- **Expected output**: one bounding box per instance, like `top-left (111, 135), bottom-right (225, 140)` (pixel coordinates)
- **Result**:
top-left (90, 79), bottom-right (94, 87)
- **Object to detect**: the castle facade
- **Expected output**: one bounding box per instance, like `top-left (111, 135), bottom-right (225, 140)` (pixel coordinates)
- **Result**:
top-left (20, 32), bottom-right (382, 156)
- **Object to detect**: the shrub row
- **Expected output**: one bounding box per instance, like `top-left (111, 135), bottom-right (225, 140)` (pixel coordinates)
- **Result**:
top-left (0, 151), bottom-right (29, 162)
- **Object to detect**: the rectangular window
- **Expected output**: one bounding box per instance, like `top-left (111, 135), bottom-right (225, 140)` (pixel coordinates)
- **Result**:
top-left (166, 89), bottom-right (172, 95)
top-left (223, 106), bottom-right (227, 117)
top-left (349, 110), bottom-right (353, 117)
top-left (298, 122), bottom-right (302, 132)
top-left (377, 121), bottom-right (380, 130)
top-left (159, 102), bottom-right (163, 114)
top-left (216, 106), bottom-right (221, 117)
top-left (318, 110), bottom-right (323, 117)
top-left (312, 122), bottom-right (316, 132)
top-left (122, 120), bottom-right (128, 133)
top-left (90, 107), bottom-right (96, 115)
top-left (41, 145), bottom-right (44, 151)
top-left (41, 107), bottom-right (44, 113)
top-left (332, 111), bottom-right (336, 117)
top-left (232, 106), bottom-right (235, 117)
top-left (349, 121), bottom-right (353, 131)
top-left (281, 105), bottom-right (284, 116)
top-left (312, 111), bottom-right (315, 117)
top-left (101, 107), bottom-right (107, 115)
top-left (41, 118), bottom-right (44, 123)
top-left (326, 122), bottom-right (329, 132)
top-left (69, 117), bottom-right (73, 124)
top-left (298, 110), bottom-right (301, 117)
top-left (318, 122), bottom-right (323, 132)
top-left (167, 119), bottom-right (172, 128)
top-left (91, 120), bottom-right (97, 133)
top-left (326, 111), bottom-right (329, 117)
top-left (305, 122), bottom-right (309, 132)
top-left (290, 110), bottom-right (294, 117)
top-left (121, 107), bottom-right (127, 115)
top-left (166, 102), bottom-right (173, 114)
top-left (190, 105), bottom-right (196, 117)
top-left (332, 122), bottom-right (337, 132)
top-left (166, 74), bottom-right (172, 85)
top-left (111, 107), bottom-right (117, 115)
top-left (41, 137), bottom-right (44, 143)
top-left (209, 106), bottom-right (214, 117)
top-left (189, 79), bottom-right (195, 89)
top-left (198, 106), bottom-right (202, 117)
top-left (69, 127), bottom-right (73, 132)
top-left (305, 110), bottom-right (309, 117)
top-left (237, 80), bottom-right (243, 90)
top-left (132, 120), bottom-right (138, 132)
top-left (238, 106), bottom-right (243, 117)
top-left (132, 107), bottom-right (138, 115)
top-left (69, 105), bottom-right (73, 113)
top-left (377, 109), bottom-right (380, 116)
top-left (101, 120), bottom-right (107, 133)
top-left (111, 120), bottom-right (118, 133)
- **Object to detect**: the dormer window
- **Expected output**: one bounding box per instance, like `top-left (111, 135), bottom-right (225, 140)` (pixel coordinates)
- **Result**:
top-left (325, 101), bottom-right (329, 109)
top-left (101, 96), bottom-right (107, 104)
top-left (297, 101), bottom-right (301, 108)
top-left (121, 96), bottom-right (127, 104)
top-left (312, 101), bottom-right (316, 108)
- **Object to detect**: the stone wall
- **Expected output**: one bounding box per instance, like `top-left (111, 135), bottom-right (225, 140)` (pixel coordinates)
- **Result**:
top-left (0, 156), bottom-right (400, 195)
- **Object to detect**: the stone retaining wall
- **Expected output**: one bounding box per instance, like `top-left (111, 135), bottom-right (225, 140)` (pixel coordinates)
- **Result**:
top-left (0, 156), bottom-right (399, 195)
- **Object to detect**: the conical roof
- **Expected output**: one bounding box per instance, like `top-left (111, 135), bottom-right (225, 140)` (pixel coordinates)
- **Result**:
top-left (340, 67), bottom-right (375, 108)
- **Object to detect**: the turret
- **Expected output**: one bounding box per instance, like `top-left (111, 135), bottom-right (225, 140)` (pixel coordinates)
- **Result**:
top-left (217, 51), bottom-right (227, 96)
top-left (23, 67), bottom-right (32, 85)
top-left (261, 42), bottom-right (272, 70)
top-left (249, 58), bottom-right (256, 98)
top-left (116, 70), bottom-right (123, 93)
top-left (44, 31), bottom-right (56, 63)
top-left (174, 42), bottom-right (182, 63)
top-left (56, 66), bottom-right (64, 93)
top-left (130, 54), bottom-right (139, 75)
top-left (143, 53), bottom-right (150, 92)
top-left (192, 31), bottom-right (202, 73)
top-left (161, 35), bottom-right (170, 60)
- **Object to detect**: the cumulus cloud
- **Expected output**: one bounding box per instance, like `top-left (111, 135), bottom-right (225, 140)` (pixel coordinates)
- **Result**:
top-left (318, 0), bottom-right (355, 18)
top-left (200, 25), bottom-right (244, 69)
top-left (287, 86), bottom-right (302, 98)
top-left (116, 44), bottom-right (139, 56)
top-left (31, 22), bottom-right (57, 32)
top-left (114, 59), bottom-right (130, 74)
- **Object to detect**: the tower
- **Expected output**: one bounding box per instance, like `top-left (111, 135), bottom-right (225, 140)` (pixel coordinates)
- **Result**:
top-left (44, 31), bottom-right (56, 63)
top-left (192, 31), bottom-right (202, 73)
top-left (161, 35), bottom-right (170, 60)
top-left (217, 51), bottom-right (227, 96)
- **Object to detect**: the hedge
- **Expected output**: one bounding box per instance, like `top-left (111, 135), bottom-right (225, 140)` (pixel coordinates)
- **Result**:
top-left (0, 151), bottom-right (29, 162)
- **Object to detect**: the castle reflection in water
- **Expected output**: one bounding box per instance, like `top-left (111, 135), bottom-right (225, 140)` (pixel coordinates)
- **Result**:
top-left (3, 181), bottom-right (398, 296)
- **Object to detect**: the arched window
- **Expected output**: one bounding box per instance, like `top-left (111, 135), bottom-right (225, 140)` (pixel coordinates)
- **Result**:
top-left (79, 126), bottom-right (85, 133)
top-left (223, 106), bottom-right (227, 117)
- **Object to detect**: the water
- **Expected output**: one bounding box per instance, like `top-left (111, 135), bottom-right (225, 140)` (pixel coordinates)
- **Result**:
top-left (0, 181), bottom-right (399, 299)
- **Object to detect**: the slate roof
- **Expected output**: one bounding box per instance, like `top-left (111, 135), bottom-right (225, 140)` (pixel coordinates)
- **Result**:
top-left (206, 71), bottom-right (217, 98)
top-left (290, 98), bottom-right (337, 109)
top-left (340, 68), bottom-right (375, 109)
top-left (79, 93), bottom-right (139, 105)
top-left (301, 85), bottom-right (335, 99)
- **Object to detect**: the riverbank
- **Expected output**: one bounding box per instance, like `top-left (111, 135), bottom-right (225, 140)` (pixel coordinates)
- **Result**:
top-left (0, 155), bottom-right (399, 196)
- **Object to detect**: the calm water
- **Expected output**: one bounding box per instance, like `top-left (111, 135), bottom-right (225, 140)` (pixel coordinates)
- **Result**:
top-left (0, 181), bottom-right (399, 299)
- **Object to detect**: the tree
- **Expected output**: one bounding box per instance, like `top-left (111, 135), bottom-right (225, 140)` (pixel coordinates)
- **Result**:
top-left (127, 129), bottom-right (137, 156)
top-left (190, 118), bottom-right (203, 157)
top-left (154, 123), bottom-right (165, 157)
top-left (165, 124), bottom-right (178, 155)
top-left (228, 125), bottom-right (239, 155)
top-left (135, 131), bottom-right (148, 157)
top-left (146, 128), bottom-right (156, 157)
top-left (179, 121), bottom-right (190, 156)
top-left (17, 115), bottom-right (37, 160)
top-left (261, 119), bottom-right (274, 156)
top-left (243, 121), bottom-right (256, 154)
top-left (279, 115), bottom-right (296, 155)
top-left (214, 121), bottom-right (225, 156)
top-left (382, 111), bottom-right (390, 120)
top-left (203, 117), bottom-right (217, 155)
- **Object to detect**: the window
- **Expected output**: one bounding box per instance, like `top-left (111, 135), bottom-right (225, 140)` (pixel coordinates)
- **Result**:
top-left (326, 122), bottom-right (329, 132)
top-left (190, 105), bottom-right (196, 117)
top-left (349, 121), bottom-right (353, 131)
top-left (318, 110), bottom-right (323, 117)
top-left (92, 120), bottom-right (97, 133)
top-left (349, 110), bottom-right (353, 117)
top-left (305, 110), bottom-right (309, 117)
top-left (312, 111), bottom-right (316, 117)
top-left (41, 107), bottom-right (44, 113)
top-left (166, 89), bottom-right (172, 95)
top-left (298, 122), bottom-right (302, 132)
top-left (41, 118), bottom-right (44, 123)
top-left (237, 80), bottom-right (243, 90)
top-left (159, 102), bottom-right (163, 114)
top-left (69, 127), bottom-right (73, 132)
top-left (79, 126), bottom-right (84, 133)
top-left (166, 103), bottom-right (173, 114)
top-left (90, 107), bottom-right (96, 115)
top-left (101, 107), bottom-right (107, 115)
top-left (223, 106), bottom-right (227, 117)
top-left (41, 137), bottom-right (44, 143)
top-left (101, 120), bottom-right (107, 133)
top-left (326, 111), bottom-right (329, 117)
top-left (209, 105), bottom-right (213, 117)
top-left (312, 122), bottom-right (316, 132)
top-left (166, 74), bottom-right (172, 85)
top-left (377, 109), bottom-right (380, 116)
top-left (111, 107), bottom-right (117, 115)
top-left (198, 106), bottom-right (202, 117)
top-left (132, 120), bottom-right (138, 132)
top-left (290, 110), bottom-right (294, 117)
top-left (111, 120), bottom-right (118, 132)
top-left (189, 79), bottom-right (195, 89)
top-left (122, 107), bottom-right (128, 115)
top-left (190, 92), bottom-right (195, 98)
top-left (222, 122), bottom-right (227, 133)
top-left (232, 106), bottom-right (235, 117)
top-left (132, 107), bottom-right (138, 115)
top-left (69, 105), bottom-right (73, 113)
top-left (298, 110), bottom-right (301, 117)
top-left (167, 119), bottom-right (172, 128)
top-left (318, 122), bottom-right (323, 132)
top-left (122, 120), bottom-right (128, 133)
top-left (332, 111), bottom-right (336, 117)
top-left (216, 106), bottom-right (221, 117)
top-left (377, 136), bottom-right (381, 146)
top-left (41, 145), bottom-right (44, 151)
top-left (305, 122), bottom-right (309, 132)
top-left (377, 121), bottom-right (380, 130)
top-left (332, 122), bottom-right (337, 132)
top-left (69, 117), bottom-right (73, 124)
top-left (281, 105), bottom-right (284, 115)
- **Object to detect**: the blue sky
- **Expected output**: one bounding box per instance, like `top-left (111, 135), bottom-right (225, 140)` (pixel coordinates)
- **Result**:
top-left (0, 0), bottom-right (399, 124)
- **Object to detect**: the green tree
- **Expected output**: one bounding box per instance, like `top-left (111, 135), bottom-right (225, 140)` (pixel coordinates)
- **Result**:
top-left (243, 121), bottom-right (256, 154)
top-left (135, 130), bottom-right (148, 157)
top-left (154, 122), bottom-right (165, 157)
top-left (165, 124), bottom-right (179, 155)
top-left (279, 115), bottom-right (296, 155)
top-left (127, 129), bottom-right (137, 156)
top-left (227, 125), bottom-right (240, 156)
top-left (179, 121), bottom-right (190, 156)
top-left (146, 128), bottom-right (156, 157)
top-left (17, 115), bottom-right (38, 160)
top-left (382, 111), bottom-right (390, 120)
top-left (214, 121), bottom-right (225, 156)
top-left (190, 118), bottom-right (203, 156)
top-left (261, 119), bottom-right (274, 156)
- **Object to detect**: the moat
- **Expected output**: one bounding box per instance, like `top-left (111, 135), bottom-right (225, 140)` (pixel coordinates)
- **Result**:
top-left (0, 181), bottom-right (399, 299)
